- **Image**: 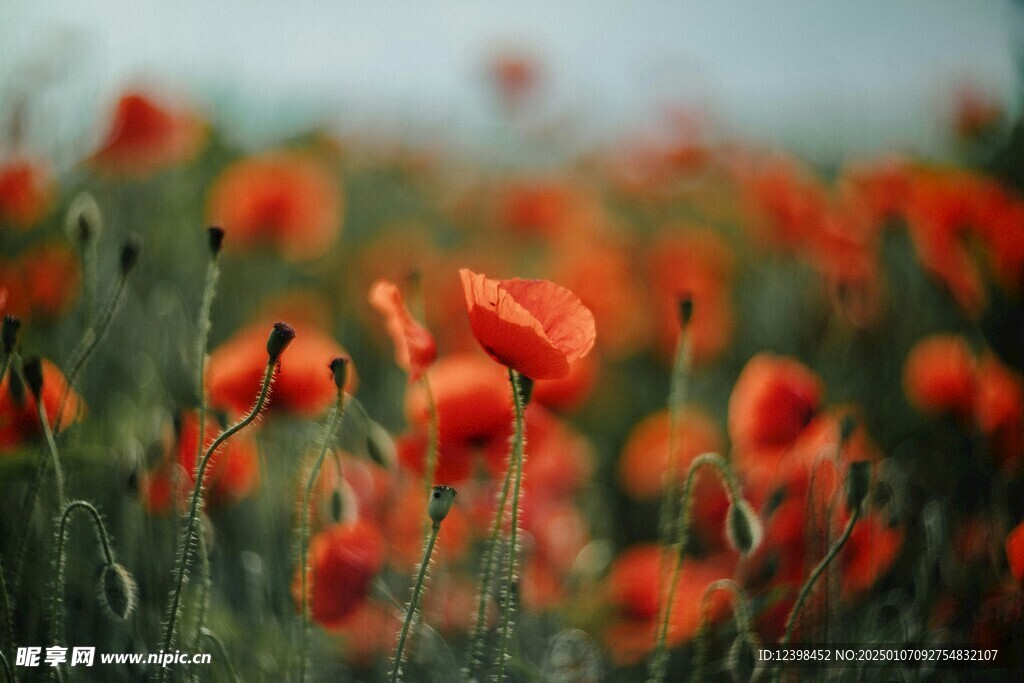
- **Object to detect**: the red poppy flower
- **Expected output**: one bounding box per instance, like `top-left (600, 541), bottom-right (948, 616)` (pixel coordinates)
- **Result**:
top-left (728, 353), bottom-right (823, 456)
top-left (902, 334), bottom-right (976, 418)
top-left (975, 357), bottom-right (1024, 468)
top-left (368, 279), bottom-right (437, 382)
top-left (0, 244), bottom-right (80, 320)
top-left (292, 520), bottom-right (385, 629)
top-left (207, 320), bottom-right (355, 418)
top-left (839, 512), bottom-right (903, 599)
top-left (737, 154), bottom-right (829, 249)
top-left (206, 152), bottom-right (342, 260)
top-left (0, 359), bottom-right (83, 453)
top-left (1007, 522), bottom-right (1024, 582)
top-left (90, 91), bottom-right (206, 177)
top-left (530, 353), bottom-right (598, 413)
top-left (459, 269), bottom-right (596, 380)
top-left (141, 411), bottom-right (259, 514)
top-left (0, 158), bottom-right (54, 228)
top-left (488, 50), bottom-right (540, 110)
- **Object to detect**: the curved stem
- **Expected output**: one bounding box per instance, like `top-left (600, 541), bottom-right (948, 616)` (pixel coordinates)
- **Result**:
top-left (55, 274), bottom-right (128, 434)
top-left (494, 369), bottom-right (527, 683)
top-left (297, 392), bottom-right (347, 683)
top-left (649, 452), bottom-right (739, 683)
top-left (779, 507), bottom-right (861, 648)
top-left (160, 361), bottom-right (275, 681)
top-left (199, 628), bottom-right (242, 683)
top-left (389, 522), bottom-right (440, 683)
top-left (48, 501), bottom-right (117, 653)
top-left (35, 386), bottom-right (65, 504)
top-left (0, 650), bottom-right (11, 683)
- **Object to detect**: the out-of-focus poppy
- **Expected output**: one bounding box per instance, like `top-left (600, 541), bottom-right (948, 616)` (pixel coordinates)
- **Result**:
top-left (207, 319), bottom-right (354, 418)
top-left (368, 279), bottom-right (437, 382)
top-left (488, 50), bottom-right (540, 111)
top-left (1006, 522), bottom-right (1024, 583)
top-left (618, 408), bottom-right (728, 548)
top-left (837, 156), bottom-right (913, 227)
top-left (603, 545), bottom-right (732, 666)
top-left (648, 228), bottom-right (735, 364)
top-left (0, 359), bottom-right (83, 453)
top-left (839, 511), bottom-right (903, 600)
top-left (459, 269), bottom-right (596, 380)
top-left (516, 404), bottom-right (593, 501)
top-left (729, 353), bottom-right (823, 456)
top-left (902, 334), bottom-right (976, 418)
top-left (530, 353), bottom-right (598, 414)
top-left (90, 91), bottom-right (206, 177)
top-left (975, 357), bottom-right (1024, 469)
top-left (736, 153), bottom-right (829, 250)
top-left (0, 158), bottom-right (53, 228)
top-left (206, 152), bottom-right (342, 260)
top-left (292, 520), bottom-right (385, 629)
top-left (952, 83), bottom-right (1004, 143)
top-left (141, 411), bottom-right (259, 513)
top-left (0, 243), bottom-right (80, 320)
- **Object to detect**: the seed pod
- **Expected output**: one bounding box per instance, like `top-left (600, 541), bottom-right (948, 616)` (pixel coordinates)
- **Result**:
top-left (428, 485), bottom-right (457, 524)
top-left (329, 356), bottom-right (350, 391)
top-left (2, 315), bottom-right (21, 354)
top-left (266, 321), bottom-right (296, 363)
top-left (21, 356), bottom-right (44, 399)
top-left (846, 461), bottom-right (872, 514)
top-left (120, 234), bottom-right (142, 275)
top-left (207, 226), bottom-right (225, 255)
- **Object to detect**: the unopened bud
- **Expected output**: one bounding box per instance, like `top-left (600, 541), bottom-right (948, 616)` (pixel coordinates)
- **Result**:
top-left (120, 233), bottom-right (142, 275)
top-left (726, 500), bottom-right (763, 556)
top-left (97, 562), bottom-right (137, 621)
top-left (66, 193), bottom-right (101, 244)
top-left (846, 461), bottom-right (872, 514)
top-left (677, 293), bottom-right (694, 327)
top-left (330, 488), bottom-right (344, 523)
top-left (428, 485), bottom-right (457, 523)
top-left (266, 322), bottom-right (296, 363)
top-left (21, 356), bottom-right (44, 399)
top-left (207, 226), bottom-right (225, 255)
top-left (329, 356), bottom-right (350, 391)
top-left (2, 315), bottom-right (20, 354)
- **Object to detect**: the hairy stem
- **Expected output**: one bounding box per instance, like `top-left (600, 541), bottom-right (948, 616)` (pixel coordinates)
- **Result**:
top-left (389, 522), bottom-right (441, 683)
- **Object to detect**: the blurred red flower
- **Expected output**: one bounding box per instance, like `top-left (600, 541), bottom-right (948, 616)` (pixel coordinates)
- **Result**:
top-left (0, 359), bottom-right (83, 453)
top-left (729, 353), bottom-right (823, 456)
top-left (142, 411), bottom-right (260, 513)
top-left (0, 243), bottom-right (80, 320)
top-left (648, 228), bottom-right (735, 364)
top-left (488, 50), bottom-right (540, 110)
top-left (90, 91), bottom-right (206, 177)
top-left (207, 320), bottom-right (355, 418)
top-left (292, 520), bottom-right (385, 629)
top-left (459, 269), bottom-right (596, 380)
top-left (368, 279), bottom-right (437, 382)
top-left (207, 152), bottom-right (342, 260)
top-left (902, 334), bottom-right (976, 418)
top-left (1007, 522), bottom-right (1024, 582)
top-left (0, 158), bottom-right (54, 228)
top-left (530, 353), bottom-right (598, 413)
top-left (975, 357), bottom-right (1024, 469)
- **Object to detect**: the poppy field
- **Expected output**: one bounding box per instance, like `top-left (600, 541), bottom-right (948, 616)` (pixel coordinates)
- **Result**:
top-left (2, 55), bottom-right (1024, 682)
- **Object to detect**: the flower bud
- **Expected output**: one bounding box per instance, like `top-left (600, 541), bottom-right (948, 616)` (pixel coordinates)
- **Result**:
top-left (846, 461), bottom-right (872, 514)
top-left (726, 499), bottom-right (763, 556)
top-left (207, 226), bottom-right (225, 255)
top-left (329, 356), bottom-right (350, 391)
top-left (2, 315), bottom-right (20, 354)
top-left (66, 193), bottom-right (101, 244)
top-left (120, 233), bottom-right (142, 275)
top-left (97, 562), bottom-right (137, 621)
top-left (428, 485), bottom-right (457, 524)
top-left (266, 321), bottom-right (296, 363)
top-left (21, 356), bottom-right (44, 399)
top-left (677, 293), bottom-right (694, 328)
top-left (330, 488), bottom-right (345, 523)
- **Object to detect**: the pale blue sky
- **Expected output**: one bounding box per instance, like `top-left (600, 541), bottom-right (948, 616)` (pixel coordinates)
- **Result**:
top-left (1, 1), bottom-right (1020, 163)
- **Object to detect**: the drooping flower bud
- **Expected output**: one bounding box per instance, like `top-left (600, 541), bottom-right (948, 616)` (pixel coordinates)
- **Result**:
top-left (97, 562), bottom-right (137, 621)
top-left (2, 315), bottom-right (20, 354)
top-left (120, 233), bottom-right (142, 275)
top-left (207, 226), bottom-right (225, 255)
top-left (21, 356), bottom-right (44, 399)
top-left (266, 321), bottom-right (296, 363)
top-left (846, 461), bottom-right (872, 514)
top-left (66, 192), bottom-right (102, 245)
top-left (726, 499), bottom-right (763, 556)
top-left (329, 356), bottom-right (350, 392)
top-left (428, 485), bottom-right (457, 524)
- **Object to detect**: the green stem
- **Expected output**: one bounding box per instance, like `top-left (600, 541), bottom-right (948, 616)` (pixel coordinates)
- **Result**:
top-left (0, 559), bottom-right (12, 664)
top-left (389, 522), bottom-right (441, 683)
top-left (48, 501), bottom-right (117, 654)
top-left (199, 628), bottom-right (242, 683)
top-left (0, 650), bottom-right (10, 683)
top-left (55, 274), bottom-right (129, 434)
top-left (35, 384), bottom-right (65, 505)
top-left (421, 375), bottom-right (439, 501)
top-left (778, 507), bottom-right (861, 648)
top-left (494, 369), bottom-right (527, 683)
top-left (297, 392), bottom-right (347, 683)
top-left (649, 452), bottom-right (739, 683)
top-left (465, 439), bottom-right (515, 679)
top-left (159, 361), bottom-right (275, 682)
top-left (692, 579), bottom-right (758, 683)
